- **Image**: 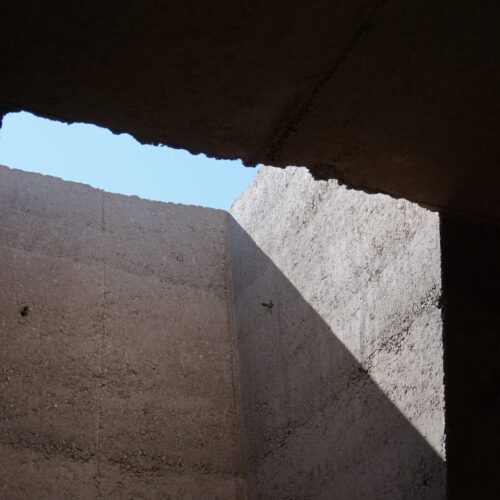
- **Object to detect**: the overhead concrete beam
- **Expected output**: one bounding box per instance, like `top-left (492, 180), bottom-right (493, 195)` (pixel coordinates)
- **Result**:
top-left (1, 1), bottom-right (499, 221)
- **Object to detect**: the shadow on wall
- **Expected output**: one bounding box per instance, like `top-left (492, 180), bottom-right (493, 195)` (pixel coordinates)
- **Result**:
top-left (228, 217), bottom-right (445, 500)
top-left (441, 214), bottom-right (500, 499)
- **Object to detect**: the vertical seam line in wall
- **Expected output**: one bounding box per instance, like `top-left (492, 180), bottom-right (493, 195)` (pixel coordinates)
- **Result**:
top-left (96, 190), bottom-right (106, 499)
top-left (224, 212), bottom-right (249, 500)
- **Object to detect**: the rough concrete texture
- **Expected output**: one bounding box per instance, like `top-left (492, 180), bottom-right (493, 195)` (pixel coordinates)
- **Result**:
top-left (229, 167), bottom-right (445, 499)
top-left (0, 165), bottom-right (245, 499)
top-left (1, 2), bottom-right (500, 221)
top-left (4, 163), bottom-right (498, 498)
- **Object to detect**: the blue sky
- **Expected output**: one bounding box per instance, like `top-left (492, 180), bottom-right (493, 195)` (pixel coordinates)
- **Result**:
top-left (0, 111), bottom-right (259, 210)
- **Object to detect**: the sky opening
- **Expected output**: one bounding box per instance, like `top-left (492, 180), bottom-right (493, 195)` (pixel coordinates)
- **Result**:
top-left (0, 111), bottom-right (259, 210)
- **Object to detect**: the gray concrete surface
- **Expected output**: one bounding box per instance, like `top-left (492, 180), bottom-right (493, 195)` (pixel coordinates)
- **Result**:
top-left (229, 167), bottom-right (445, 499)
top-left (4, 164), bottom-right (492, 499)
top-left (0, 165), bottom-right (245, 499)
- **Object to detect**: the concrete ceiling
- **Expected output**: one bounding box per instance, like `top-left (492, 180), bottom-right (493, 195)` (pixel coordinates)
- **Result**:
top-left (1, 1), bottom-right (499, 221)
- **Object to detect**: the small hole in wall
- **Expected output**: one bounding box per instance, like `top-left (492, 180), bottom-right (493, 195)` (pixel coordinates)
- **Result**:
top-left (261, 300), bottom-right (274, 310)
top-left (19, 304), bottom-right (30, 317)
top-left (0, 111), bottom-right (261, 210)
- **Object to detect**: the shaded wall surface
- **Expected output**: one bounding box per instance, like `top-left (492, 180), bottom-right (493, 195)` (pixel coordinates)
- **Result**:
top-left (0, 165), bottom-right (245, 499)
top-left (1, 2), bottom-right (500, 222)
top-left (229, 167), bottom-right (445, 499)
top-left (440, 215), bottom-right (500, 498)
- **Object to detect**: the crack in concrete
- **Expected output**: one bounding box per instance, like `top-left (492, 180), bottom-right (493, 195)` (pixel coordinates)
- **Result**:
top-left (263, 0), bottom-right (390, 165)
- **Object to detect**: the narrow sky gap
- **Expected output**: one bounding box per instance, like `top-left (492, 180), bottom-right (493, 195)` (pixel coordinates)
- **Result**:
top-left (0, 111), bottom-right (259, 210)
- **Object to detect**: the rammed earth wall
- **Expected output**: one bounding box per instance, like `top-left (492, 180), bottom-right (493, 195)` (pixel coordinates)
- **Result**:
top-left (0, 165), bottom-right (447, 499)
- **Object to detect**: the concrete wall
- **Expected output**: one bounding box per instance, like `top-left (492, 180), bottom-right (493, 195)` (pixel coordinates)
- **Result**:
top-left (2, 2), bottom-right (500, 222)
top-left (0, 165), bottom-right (245, 499)
top-left (229, 167), bottom-right (446, 499)
top-left (440, 214), bottom-right (500, 498)
top-left (1, 164), bottom-right (469, 499)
